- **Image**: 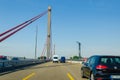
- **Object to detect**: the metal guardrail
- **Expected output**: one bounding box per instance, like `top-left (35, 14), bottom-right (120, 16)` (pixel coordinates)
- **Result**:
top-left (0, 59), bottom-right (50, 73)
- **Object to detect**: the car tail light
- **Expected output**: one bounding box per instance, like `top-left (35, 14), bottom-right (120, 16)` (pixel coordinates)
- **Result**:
top-left (96, 65), bottom-right (108, 69)
top-left (96, 78), bottom-right (102, 80)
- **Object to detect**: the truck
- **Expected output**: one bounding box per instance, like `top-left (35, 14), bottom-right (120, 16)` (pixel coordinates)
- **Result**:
top-left (60, 56), bottom-right (66, 63)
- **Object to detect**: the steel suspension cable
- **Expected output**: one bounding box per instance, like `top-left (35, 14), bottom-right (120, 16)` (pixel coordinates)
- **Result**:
top-left (0, 10), bottom-right (48, 42)
top-left (0, 10), bottom-right (47, 37)
top-left (41, 44), bottom-right (47, 57)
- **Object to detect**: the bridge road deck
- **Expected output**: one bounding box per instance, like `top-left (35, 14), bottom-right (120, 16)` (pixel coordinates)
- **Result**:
top-left (0, 62), bottom-right (87, 80)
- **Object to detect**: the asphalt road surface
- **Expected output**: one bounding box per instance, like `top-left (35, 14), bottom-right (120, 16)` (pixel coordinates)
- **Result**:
top-left (0, 62), bottom-right (87, 80)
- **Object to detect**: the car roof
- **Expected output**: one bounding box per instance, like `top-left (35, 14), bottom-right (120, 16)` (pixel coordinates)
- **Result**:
top-left (91, 55), bottom-right (120, 57)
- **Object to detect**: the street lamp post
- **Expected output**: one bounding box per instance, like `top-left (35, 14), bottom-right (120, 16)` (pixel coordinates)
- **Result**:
top-left (76, 41), bottom-right (81, 59)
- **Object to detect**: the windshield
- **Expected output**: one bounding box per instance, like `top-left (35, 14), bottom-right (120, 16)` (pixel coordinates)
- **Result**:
top-left (53, 57), bottom-right (58, 59)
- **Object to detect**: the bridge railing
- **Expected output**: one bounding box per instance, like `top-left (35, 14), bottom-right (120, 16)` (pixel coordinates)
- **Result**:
top-left (0, 59), bottom-right (49, 73)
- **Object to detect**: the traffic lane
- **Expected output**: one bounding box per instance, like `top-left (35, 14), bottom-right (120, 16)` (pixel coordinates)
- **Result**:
top-left (61, 62), bottom-right (88, 80)
top-left (29, 62), bottom-right (70, 80)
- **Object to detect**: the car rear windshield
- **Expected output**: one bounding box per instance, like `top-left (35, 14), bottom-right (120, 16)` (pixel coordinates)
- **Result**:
top-left (100, 56), bottom-right (120, 65)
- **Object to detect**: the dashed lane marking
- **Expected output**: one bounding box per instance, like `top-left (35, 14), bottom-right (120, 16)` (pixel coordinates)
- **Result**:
top-left (67, 73), bottom-right (75, 80)
top-left (22, 73), bottom-right (35, 80)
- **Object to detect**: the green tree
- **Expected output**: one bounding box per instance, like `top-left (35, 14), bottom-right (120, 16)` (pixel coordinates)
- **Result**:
top-left (38, 56), bottom-right (46, 60)
top-left (73, 56), bottom-right (79, 60)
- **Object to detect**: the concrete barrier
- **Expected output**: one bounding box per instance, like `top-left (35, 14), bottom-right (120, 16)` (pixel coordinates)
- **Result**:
top-left (67, 60), bottom-right (83, 64)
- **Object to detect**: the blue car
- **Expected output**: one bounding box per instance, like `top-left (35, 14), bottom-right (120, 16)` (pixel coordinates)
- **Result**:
top-left (60, 56), bottom-right (66, 63)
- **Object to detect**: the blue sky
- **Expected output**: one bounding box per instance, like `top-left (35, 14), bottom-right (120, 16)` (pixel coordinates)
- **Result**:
top-left (0, 0), bottom-right (120, 58)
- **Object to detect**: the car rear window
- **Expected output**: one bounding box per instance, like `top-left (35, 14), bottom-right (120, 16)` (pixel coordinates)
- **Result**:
top-left (100, 56), bottom-right (120, 65)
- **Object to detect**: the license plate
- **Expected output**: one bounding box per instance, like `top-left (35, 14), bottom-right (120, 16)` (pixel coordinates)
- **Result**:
top-left (111, 75), bottom-right (120, 79)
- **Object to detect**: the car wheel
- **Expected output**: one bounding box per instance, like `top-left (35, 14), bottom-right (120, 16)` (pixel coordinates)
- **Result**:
top-left (90, 73), bottom-right (94, 80)
top-left (81, 69), bottom-right (85, 78)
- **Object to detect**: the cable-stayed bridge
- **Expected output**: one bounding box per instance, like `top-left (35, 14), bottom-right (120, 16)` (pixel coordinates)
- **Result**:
top-left (0, 7), bottom-right (86, 80)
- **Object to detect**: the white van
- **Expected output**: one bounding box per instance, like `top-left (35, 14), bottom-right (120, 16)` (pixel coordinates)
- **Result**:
top-left (52, 55), bottom-right (59, 63)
